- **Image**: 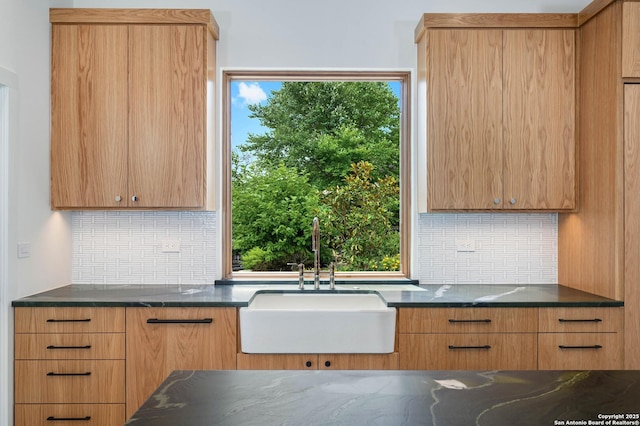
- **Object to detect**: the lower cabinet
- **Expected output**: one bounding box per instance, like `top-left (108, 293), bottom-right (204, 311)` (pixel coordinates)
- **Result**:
top-left (236, 353), bottom-right (400, 370)
top-left (14, 307), bottom-right (126, 426)
top-left (125, 307), bottom-right (237, 419)
top-left (537, 307), bottom-right (623, 370)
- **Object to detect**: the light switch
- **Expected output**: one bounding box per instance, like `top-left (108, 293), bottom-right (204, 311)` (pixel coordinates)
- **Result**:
top-left (17, 243), bottom-right (31, 258)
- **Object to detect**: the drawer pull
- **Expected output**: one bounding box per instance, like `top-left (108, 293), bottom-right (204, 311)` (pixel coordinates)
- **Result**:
top-left (147, 318), bottom-right (213, 324)
top-left (448, 319), bottom-right (492, 323)
top-left (46, 318), bottom-right (91, 323)
top-left (558, 318), bottom-right (602, 323)
top-left (47, 345), bottom-right (92, 350)
top-left (47, 416), bottom-right (91, 422)
top-left (558, 345), bottom-right (603, 350)
top-left (47, 372), bottom-right (91, 377)
top-left (448, 345), bottom-right (491, 350)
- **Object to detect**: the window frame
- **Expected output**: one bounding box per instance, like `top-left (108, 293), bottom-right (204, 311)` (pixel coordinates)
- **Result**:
top-left (221, 70), bottom-right (411, 280)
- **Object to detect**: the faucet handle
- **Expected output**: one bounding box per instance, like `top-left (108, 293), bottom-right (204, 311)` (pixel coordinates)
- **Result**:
top-left (298, 263), bottom-right (305, 289)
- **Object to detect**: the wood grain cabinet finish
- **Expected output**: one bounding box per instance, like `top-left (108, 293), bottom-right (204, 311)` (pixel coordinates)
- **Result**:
top-left (49, 9), bottom-right (218, 210)
top-left (622, 2), bottom-right (640, 77)
top-left (417, 15), bottom-right (576, 211)
top-left (398, 307), bottom-right (538, 370)
top-left (236, 353), bottom-right (400, 370)
top-left (538, 308), bottom-right (623, 370)
top-left (125, 307), bottom-right (237, 419)
top-left (14, 307), bottom-right (126, 426)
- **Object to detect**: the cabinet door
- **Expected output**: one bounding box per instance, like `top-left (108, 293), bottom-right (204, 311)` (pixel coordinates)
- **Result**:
top-left (125, 307), bottom-right (236, 418)
top-left (128, 25), bottom-right (205, 208)
top-left (427, 29), bottom-right (503, 210)
top-left (622, 2), bottom-right (640, 77)
top-left (236, 353), bottom-right (318, 370)
top-left (318, 353), bottom-right (399, 370)
top-left (503, 29), bottom-right (575, 210)
top-left (50, 24), bottom-right (128, 208)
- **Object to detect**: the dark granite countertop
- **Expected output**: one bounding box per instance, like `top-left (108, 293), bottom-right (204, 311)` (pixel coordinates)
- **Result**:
top-left (126, 370), bottom-right (640, 426)
top-left (11, 283), bottom-right (622, 308)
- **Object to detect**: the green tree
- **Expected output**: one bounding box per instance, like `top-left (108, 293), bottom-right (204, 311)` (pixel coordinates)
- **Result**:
top-left (232, 162), bottom-right (319, 271)
top-left (318, 161), bottom-right (400, 271)
top-left (242, 81), bottom-right (400, 189)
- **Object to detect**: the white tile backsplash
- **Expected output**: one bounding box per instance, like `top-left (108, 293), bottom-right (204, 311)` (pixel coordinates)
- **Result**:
top-left (71, 211), bottom-right (557, 285)
top-left (72, 211), bottom-right (216, 284)
top-left (415, 213), bottom-right (557, 284)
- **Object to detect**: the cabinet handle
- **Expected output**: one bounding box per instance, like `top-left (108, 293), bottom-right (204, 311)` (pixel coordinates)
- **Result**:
top-left (146, 318), bottom-right (213, 324)
top-left (47, 372), bottom-right (91, 376)
top-left (324, 361), bottom-right (331, 367)
top-left (558, 318), bottom-right (602, 323)
top-left (132, 195), bottom-right (139, 202)
top-left (509, 198), bottom-right (516, 205)
top-left (558, 345), bottom-right (603, 350)
top-left (46, 318), bottom-right (91, 323)
top-left (448, 345), bottom-right (491, 350)
top-left (114, 195), bottom-right (122, 202)
top-left (448, 319), bottom-right (492, 323)
top-left (493, 198), bottom-right (500, 205)
top-left (47, 416), bottom-right (91, 422)
top-left (305, 361), bottom-right (313, 368)
top-left (47, 345), bottom-right (91, 350)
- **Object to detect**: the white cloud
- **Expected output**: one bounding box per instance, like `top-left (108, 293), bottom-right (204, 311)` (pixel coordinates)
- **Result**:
top-left (237, 82), bottom-right (267, 106)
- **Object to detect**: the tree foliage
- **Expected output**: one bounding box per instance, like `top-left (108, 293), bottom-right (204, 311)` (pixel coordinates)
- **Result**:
top-left (242, 81), bottom-right (400, 189)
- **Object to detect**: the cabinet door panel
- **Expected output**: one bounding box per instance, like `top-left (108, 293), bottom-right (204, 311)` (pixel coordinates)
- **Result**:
top-left (319, 353), bottom-right (399, 370)
top-left (503, 29), bottom-right (575, 209)
top-left (622, 3), bottom-right (640, 77)
top-left (129, 25), bottom-right (205, 208)
top-left (15, 404), bottom-right (125, 426)
top-left (50, 24), bottom-right (128, 208)
top-left (125, 307), bottom-right (236, 418)
top-left (538, 333), bottom-right (622, 370)
top-left (236, 353), bottom-right (318, 370)
top-left (427, 29), bottom-right (503, 210)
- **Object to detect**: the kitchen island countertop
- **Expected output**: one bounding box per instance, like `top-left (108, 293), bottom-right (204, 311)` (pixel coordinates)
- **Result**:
top-left (11, 283), bottom-right (623, 308)
top-left (126, 369), bottom-right (640, 426)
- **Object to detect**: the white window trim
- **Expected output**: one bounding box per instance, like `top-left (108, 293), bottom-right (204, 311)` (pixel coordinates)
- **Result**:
top-left (220, 69), bottom-right (412, 280)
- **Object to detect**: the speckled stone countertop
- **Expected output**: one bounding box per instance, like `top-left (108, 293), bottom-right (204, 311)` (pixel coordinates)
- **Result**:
top-left (126, 370), bottom-right (640, 426)
top-left (11, 283), bottom-right (622, 308)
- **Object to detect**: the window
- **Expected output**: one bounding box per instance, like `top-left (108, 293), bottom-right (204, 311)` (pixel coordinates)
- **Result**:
top-left (222, 71), bottom-right (411, 279)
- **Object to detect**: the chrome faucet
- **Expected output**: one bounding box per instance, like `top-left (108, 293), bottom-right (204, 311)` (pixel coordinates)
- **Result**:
top-left (298, 263), bottom-right (305, 290)
top-left (312, 217), bottom-right (320, 289)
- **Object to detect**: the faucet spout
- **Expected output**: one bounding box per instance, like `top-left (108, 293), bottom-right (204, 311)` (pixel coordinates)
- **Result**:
top-left (312, 217), bottom-right (320, 290)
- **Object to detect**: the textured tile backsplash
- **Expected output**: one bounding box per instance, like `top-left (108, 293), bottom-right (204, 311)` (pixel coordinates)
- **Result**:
top-left (415, 213), bottom-right (557, 284)
top-left (71, 211), bottom-right (557, 285)
top-left (72, 211), bottom-right (216, 284)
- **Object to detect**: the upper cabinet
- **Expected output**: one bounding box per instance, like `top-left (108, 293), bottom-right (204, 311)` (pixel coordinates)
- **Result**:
top-left (622, 2), bottom-right (640, 77)
top-left (50, 9), bottom-right (218, 210)
top-left (416, 15), bottom-right (576, 211)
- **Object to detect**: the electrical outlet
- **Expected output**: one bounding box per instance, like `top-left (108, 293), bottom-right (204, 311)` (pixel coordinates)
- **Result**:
top-left (17, 242), bottom-right (31, 258)
top-left (161, 239), bottom-right (181, 253)
top-left (455, 239), bottom-right (476, 252)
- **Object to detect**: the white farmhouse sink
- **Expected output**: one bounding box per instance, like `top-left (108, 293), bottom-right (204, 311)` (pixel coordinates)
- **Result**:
top-left (239, 291), bottom-right (396, 354)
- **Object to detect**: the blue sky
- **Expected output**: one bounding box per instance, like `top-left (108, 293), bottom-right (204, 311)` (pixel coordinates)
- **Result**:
top-left (230, 80), bottom-right (401, 150)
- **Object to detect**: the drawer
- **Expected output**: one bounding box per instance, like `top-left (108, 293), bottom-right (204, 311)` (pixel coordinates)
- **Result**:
top-left (538, 333), bottom-right (623, 370)
top-left (398, 308), bottom-right (538, 333)
top-left (15, 404), bottom-right (125, 426)
top-left (399, 333), bottom-right (537, 370)
top-left (15, 307), bottom-right (125, 333)
top-left (538, 307), bottom-right (623, 333)
top-left (14, 360), bottom-right (125, 403)
top-left (15, 333), bottom-right (125, 360)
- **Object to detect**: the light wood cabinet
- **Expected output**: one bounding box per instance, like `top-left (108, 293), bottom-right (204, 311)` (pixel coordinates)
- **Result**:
top-left (236, 353), bottom-right (399, 370)
top-left (14, 307), bottom-right (126, 426)
top-left (558, 0), bottom-right (640, 369)
top-left (398, 307), bottom-right (538, 370)
top-left (537, 307), bottom-right (623, 369)
top-left (417, 15), bottom-right (576, 211)
top-left (125, 307), bottom-right (236, 419)
top-left (50, 9), bottom-right (218, 210)
top-left (622, 2), bottom-right (640, 77)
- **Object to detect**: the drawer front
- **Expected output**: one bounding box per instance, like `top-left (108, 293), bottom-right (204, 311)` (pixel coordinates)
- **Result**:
top-left (15, 360), bottom-right (125, 403)
top-left (15, 404), bottom-right (125, 426)
top-left (399, 307), bottom-right (538, 333)
top-left (538, 307), bottom-right (623, 333)
top-left (399, 333), bottom-right (537, 370)
top-left (538, 333), bottom-right (623, 370)
top-left (15, 333), bottom-right (125, 360)
top-left (15, 307), bottom-right (125, 333)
